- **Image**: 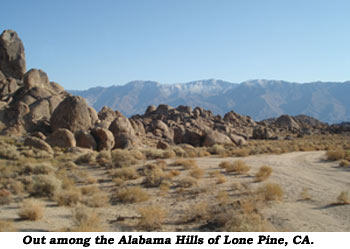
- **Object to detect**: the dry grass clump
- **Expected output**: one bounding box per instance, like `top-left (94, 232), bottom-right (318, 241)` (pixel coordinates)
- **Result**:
top-left (189, 167), bottom-right (205, 179)
top-left (0, 220), bottom-right (15, 232)
top-left (257, 183), bottom-right (283, 202)
top-left (143, 164), bottom-right (166, 187)
top-left (83, 192), bottom-right (110, 208)
top-left (339, 160), bottom-right (350, 167)
top-left (111, 149), bottom-right (138, 168)
top-left (111, 168), bottom-right (139, 181)
top-left (28, 174), bottom-right (61, 198)
top-left (18, 199), bottom-right (44, 221)
top-left (0, 189), bottom-right (12, 205)
top-left (75, 152), bottom-right (97, 165)
top-left (172, 159), bottom-right (198, 170)
top-left (55, 189), bottom-right (82, 206)
top-left (22, 163), bottom-right (55, 175)
top-left (137, 206), bottom-right (167, 231)
top-left (219, 161), bottom-right (231, 169)
top-left (184, 201), bottom-right (209, 223)
top-left (216, 175), bottom-right (227, 185)
top-left (336, 191), bottom-right (350, 204)
top-left (96, 150), bottom-right (111, 166)
top-left (326, 150), bottom-right (345, 161)
top-left (233, 148), bottom-right (250, 157)
top-left (116, 186), bottom-right (150, 203)
top-left (255, 166), bottom-right (272, 182)
top-left (207, 144), bottom-right (228, 156)
top-left (178, 176), bottom-right (198, 188)
top-left (140, 148), bottom-right (166, 159)
top-left (225, 160), bottom-right (250, 175)
top-left (0, 145), bottom-right (21, 160)
top-left (69, 206), bottom-right (106, 232)
top-left (300, 188), bottom-right (312, 201)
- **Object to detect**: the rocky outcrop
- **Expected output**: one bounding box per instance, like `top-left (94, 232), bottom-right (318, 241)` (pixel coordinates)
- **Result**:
top-left (109, 114), bottom-right (138, 149)
top-left (91, 127), bottom-right (115, 151)
top-left (75, 130), bottom-right (97, 150)
top-left (24, 136), bottom-right (53, 153)
top-left (0, 30), bottom-right (26, 79)
top-left (50, 96), bottom-right (97, 133)
top-left (202, 130), bottom-right (232, 147)
top-left (46, 128), bottom-right (76, 148)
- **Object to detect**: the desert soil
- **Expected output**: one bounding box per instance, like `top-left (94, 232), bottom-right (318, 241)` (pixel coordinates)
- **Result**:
top-left (1, 151), bottom-right (349, 232)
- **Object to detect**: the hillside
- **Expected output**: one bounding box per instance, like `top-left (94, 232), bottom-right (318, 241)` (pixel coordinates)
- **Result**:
top-left (71, 79), bottom-right (350, 124)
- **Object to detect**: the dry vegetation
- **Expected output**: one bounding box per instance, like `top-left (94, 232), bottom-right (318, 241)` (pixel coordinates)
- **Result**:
top-left (0, 134), bottom-right (349, 231)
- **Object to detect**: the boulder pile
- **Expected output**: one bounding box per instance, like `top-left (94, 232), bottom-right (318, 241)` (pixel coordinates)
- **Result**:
top-left (0, 30), bottom-right (341, 153)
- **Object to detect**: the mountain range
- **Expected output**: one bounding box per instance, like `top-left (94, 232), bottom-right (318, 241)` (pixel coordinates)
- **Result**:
top-left (70, 79), bottom-right (350, 124)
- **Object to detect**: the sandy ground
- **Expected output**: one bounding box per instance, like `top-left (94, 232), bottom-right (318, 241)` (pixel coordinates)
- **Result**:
top-left (1, 151), bottom-right (349, 232)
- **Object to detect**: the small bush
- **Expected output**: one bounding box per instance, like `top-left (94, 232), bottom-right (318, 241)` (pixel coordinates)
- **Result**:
top-left (233, 148), bottom-right (250, 157)
top-left (83, 192), bottom-right (110, 208)
top-left (28, 174), bottom-right (61, 198)
top-left (111, 149), bottom-right (137, 167)
top-left (255, 166), bottom-right (272, 182)
top-left (116, 187), bottom-right (149, 203)
top-left (18, 199), bottom-right (44, 221)
top-left (70, 206), bottom-right (106, 232)
top-left (339, 160), bottom-right (350, 167)
top-left (219, 161), bottom-right (231, 169)
top-left (111, 168), bottom-right (139, 181)
top-left (0, 220), bottom-right (15, 232)
top-left (143, 165), bottom-right (166, 187)
top-left (178, 177), bottom-right (197, 188)
top-left (326, 150), bottom-right (345, 161)
top-left (75, 152), bottom-right (97, 165)
top-left (225, 160), bottom-right (250, 174)
top-left (96, 150), bottom-right (111, 166)
top-left (137, 206), bottom-right (167, 231)
top-left (172, 159), bottom-right (198, 170)
top-left (216, 176), bottom-right (227, 185)
top-left (300, 188), bottom-right (311, 201)
top-left (55, 189), bottom-right (82, 206)
top-left (189, 167), bottom-right (205, 179)
top-left (184, 201), bottom-right (209, 223)
top-left (337, 191), bottom-right (350, 204)
top-left (0, 189), bottom-right (12, 205)
top-left (257, 183), bottom-right (283, 201)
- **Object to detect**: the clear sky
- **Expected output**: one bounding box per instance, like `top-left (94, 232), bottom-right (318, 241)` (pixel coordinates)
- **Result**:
top-left (2, 0), bottom-right (350, 89)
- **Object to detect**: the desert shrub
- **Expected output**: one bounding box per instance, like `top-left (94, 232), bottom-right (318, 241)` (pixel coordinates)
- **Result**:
top-left (111, 149), bottom-right (137, 167)
top-left (0, 146), bottom-right (21, 160)
top-left (96, 150), bottom-right (111, 166)
top-left (159, 181), bottom-right (171, 193)
top-left (207, 144), bottom-right (227, 156)
top-left (75, 152), bottom-right (97, 165)
top-left (225, 160), bottom-right (250, 174)
top-left (129, 149), bottom-right (145, 160)
top-left (137, 206), bottom-right (167, 231)
top-left (28, 174), bottom-right (61, 198)
top-left (189, 167), bottom-right (205, 179)
top-left (143, 165), bottom-right (166, 187)
top-left (18, 199), bottom-right (44, 221)
top-left (0, 189), bottom-right (12, 205)
top-left (116, 187), bottom-right (149, 203)
top-left (257, 183), bottom-right (283, 201)
top-left (339, 160), bottom-right (350, 167)
top-left (162, 150), bottom-right (176, 158)
top-left (155, 159), bottom-right (167, 170)
top-left (233, 148), bottom-right (250, 157)
top-left (141, 148), bottom-right (165, 159)
top-left (63, 161), bottom-right (78, 170)
top-left (111, 168), bottom-right (139, 181)
top-left (70, 206), bottom-right (106, 232)
top-left (172, 147), bottom-right (186, 157)
top-left (255, 166), bottom-right (272, 182)
top-left (300, 188), bottom-right (312, 201)
top-left (55, 189), bottom-right (82, 206)
top-left (0, 220), bottom-right (15, 232)
top-left (219, 161), bottom-right (231, 169)
top-left (326, 150), bottom-right (345, 161)
top-left (216, 176), bottom-right (227, 184)
top-left (83, 192), bottom-right (110, 208)
top-left (337, 191), bottom-right (350, 204)
top-left (178, 177), bottom-right (197, 188)
top-left (184, 201), bottom-right (209, 223)
top-left (22, 163), bottom-right (55, 175)
top-left (172, 159), bottom-right (198, 170)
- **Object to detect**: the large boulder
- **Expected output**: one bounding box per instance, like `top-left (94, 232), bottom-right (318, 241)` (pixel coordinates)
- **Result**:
top-left (24, 136), bottom-right (53, 154)
top-left (23, 69), bottom-right (49, 89)
top-left (97, 106), bottom-right (117, 129)
top-left (0, 30), bottom-right (26, 79)
top-left (46, 128), bottom-right (76, 148)
top-left (109, 115), bottom-right (138, 149)
top-left (252, 126), bottom-right (274, 140)
top-left (50, 96), bottom-right (98, 133)
top-left (202, 130), bottom-right (232, 147)
top-left (275, 115), bottom-right (300, 131)
top-left (91, 127), bottom-right (115, 151)
top-left (75, 130), bottom-right (97, 150)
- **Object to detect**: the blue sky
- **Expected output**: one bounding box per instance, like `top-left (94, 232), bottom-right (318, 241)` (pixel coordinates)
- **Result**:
top-left (2, 0), bottom-right (350, 89)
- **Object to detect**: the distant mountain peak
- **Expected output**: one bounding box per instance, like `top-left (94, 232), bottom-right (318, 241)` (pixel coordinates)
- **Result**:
top-left (70, 79), bottom-right (350, 123)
